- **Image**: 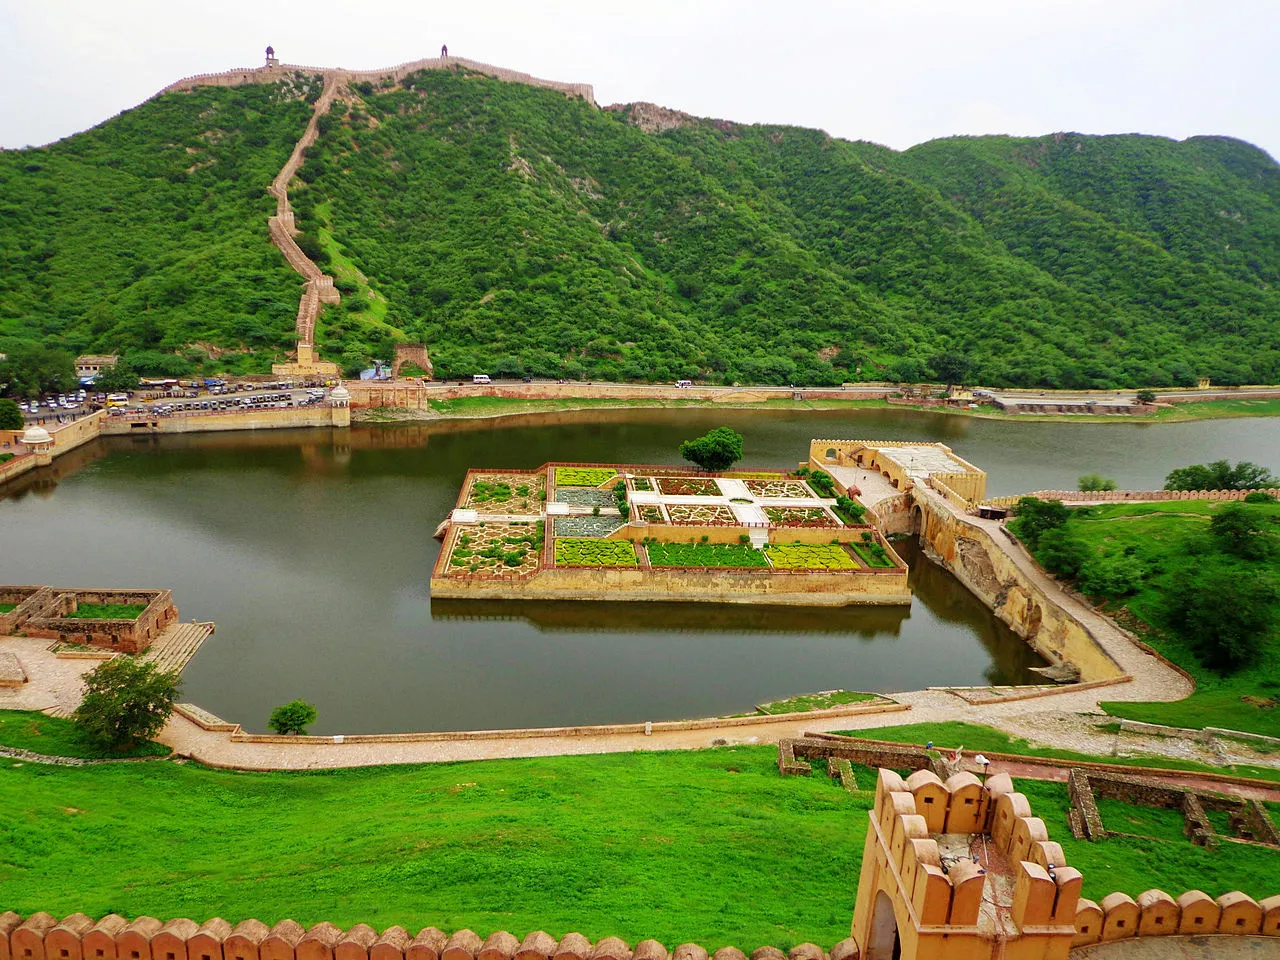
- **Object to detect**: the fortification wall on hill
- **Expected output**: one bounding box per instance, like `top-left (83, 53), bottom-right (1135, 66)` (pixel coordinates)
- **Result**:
top-left (158, 56), bottom-right (596, 104)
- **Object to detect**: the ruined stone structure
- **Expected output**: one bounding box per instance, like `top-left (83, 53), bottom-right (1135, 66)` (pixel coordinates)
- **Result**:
top-left (848, 767), bottom-right (1280, 959)
top-left (391, 344), bottom-right (433, 379)
top-left (0, 586), bottom-right (177, 653)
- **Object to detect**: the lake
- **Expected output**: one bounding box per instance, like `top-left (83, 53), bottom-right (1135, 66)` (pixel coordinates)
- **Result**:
top-left (2, 406), bottom-right (1277, 733)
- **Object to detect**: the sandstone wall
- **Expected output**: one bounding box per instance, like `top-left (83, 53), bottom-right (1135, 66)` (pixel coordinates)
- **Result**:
top-left (431, 565), bottom-right (910, 606)
top-left (98, 406), bottom-right (348, 436)
top-left (0, 911), bottom-right (855, 960)
top-left (912, 485), bottom-right (1126, 682)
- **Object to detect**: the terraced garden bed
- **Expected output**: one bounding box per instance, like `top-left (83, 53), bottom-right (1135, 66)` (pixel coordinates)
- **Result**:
top-left (553, 516), bottom-right (623, 537)
top-left (657, 477), bottom-right (722, 497)
top-left (555, 489), bottom-right (616, 508)
top-left (638, 504), bottom-right (665, 523)
top-left (764, 506), bottom-right (836, 527)
top-left (745, 479), bottom-right (812, 498)
top-left (850, 539), bottom-right (896, 568)
top-left (631, 477), bottom-right (654, 491)
top-left (446, 522), bottom-right (544, 576)
top-left (554, 467), bottom-right (618, 487)
top-left (465, 473), bottom-right (544, 514)
top-left (646, 542), bottom-right (770, 568)
top-left (764, 543), bottom-right (859, 570)
top-left (64, 603), bottom-right (147, 620)
top-left (554, 538), bottom-right (639, 567)
top-left (667, 503), bottom-right (738, 525)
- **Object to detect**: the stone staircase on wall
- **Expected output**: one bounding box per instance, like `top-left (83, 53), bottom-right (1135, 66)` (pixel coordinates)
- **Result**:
top-left (267, 75), bottom-right (342, 377)
top-left (142, 622), bottom-right (215, 674)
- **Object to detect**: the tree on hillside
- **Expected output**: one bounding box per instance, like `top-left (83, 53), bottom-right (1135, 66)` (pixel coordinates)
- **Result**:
top-left (1210, 504), bottom-right (1277, 561)
top-left (93, 360), bottom-right (140, 393)
top-left (0, 398), bottom-right (23, 430)
top-left (1166, 566), bottom-right (1278, 673)
top-left (1078, 474), bottom-right (1117, 492)
top-left (929, 352), bottom-right (972, 386)
top-left (269, 699), bottom-right (318, 736)
top-left (1164, 460), bottom-right (1278, 491)
top-left (0, 346), bottom-right (76, 398)
top-left (1009, 497), bottom-right (1071, 550)
top-left (72, 657), bottom-right (180, 751)
top-left (679, 427), bottom-right (744, 472)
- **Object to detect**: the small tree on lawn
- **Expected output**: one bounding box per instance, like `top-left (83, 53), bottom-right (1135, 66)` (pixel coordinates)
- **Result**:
top-left (269, 699), bottom-right (318, 735)
top-left (72, 657), bottom-right (180, 751)
top-left (679, 426), bottom-right (744, 472)
top-left (0, 398), bottom-right (23, 430)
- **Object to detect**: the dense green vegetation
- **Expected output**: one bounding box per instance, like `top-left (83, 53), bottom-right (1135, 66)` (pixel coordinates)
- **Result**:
top-left (0, 77), bottom-right (320, 382)
top-left (1011, 500), bottom-right (1280, 734)
top-left (645, 542), bottom-right (769, 568)
top-left (4, 66), bottom-right (1278, 386)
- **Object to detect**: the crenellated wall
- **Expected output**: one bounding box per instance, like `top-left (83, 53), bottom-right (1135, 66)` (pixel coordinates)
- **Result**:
top-left (0, 913), bottom-right (850, 960)
top-left (982, 488), bottom-right (1280, 509)
top-left (849, 767), bottom-right (1280, 959)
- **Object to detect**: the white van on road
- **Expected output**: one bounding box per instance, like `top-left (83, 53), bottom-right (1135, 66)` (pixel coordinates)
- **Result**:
top-left (472, 374), bottom-right (492, 384)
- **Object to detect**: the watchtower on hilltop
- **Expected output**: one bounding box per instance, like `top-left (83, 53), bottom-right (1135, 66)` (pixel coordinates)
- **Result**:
top-left (265, 45), bottom-right (278, 67)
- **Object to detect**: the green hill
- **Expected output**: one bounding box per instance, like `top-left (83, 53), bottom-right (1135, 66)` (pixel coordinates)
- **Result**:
top-left (2, 65), bottom-right (1278, 387)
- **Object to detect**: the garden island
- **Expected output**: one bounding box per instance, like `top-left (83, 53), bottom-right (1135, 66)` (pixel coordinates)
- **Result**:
top-left (431, 458), bottom-right (909, 606)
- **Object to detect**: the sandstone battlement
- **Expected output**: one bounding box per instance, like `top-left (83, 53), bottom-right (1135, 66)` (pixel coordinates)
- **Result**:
top-left (0, 912), bottom-right (851, 960)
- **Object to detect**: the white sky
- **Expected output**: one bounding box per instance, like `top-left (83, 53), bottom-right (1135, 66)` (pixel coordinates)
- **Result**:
top-left (1, 0), bottom-right (1277, 159)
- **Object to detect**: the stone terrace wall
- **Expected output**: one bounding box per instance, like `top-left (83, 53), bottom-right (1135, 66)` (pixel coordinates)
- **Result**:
top-left (0, 912), bottom-right (856, 960)
top-left (983, 488), bottom-right (1280, 509)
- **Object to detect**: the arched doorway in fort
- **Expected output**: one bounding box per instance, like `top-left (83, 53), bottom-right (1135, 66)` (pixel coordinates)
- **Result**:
top-left (866, 890), bottom-right (901, 960)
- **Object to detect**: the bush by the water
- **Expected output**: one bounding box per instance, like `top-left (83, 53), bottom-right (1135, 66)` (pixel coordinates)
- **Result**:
top-left (72, 657), bottom-right (180, 751)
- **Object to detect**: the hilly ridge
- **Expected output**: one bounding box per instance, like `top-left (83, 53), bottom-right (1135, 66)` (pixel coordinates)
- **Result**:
top-left (1, 64), bottom-right (1278, 387)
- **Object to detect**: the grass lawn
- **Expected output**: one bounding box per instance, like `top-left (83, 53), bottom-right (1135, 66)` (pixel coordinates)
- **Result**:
top-left (834, 721), bottom-right (1280, 784)
top-left (1037, 501), bottom-right (1280, 736)
top-left (0, 709), bottom-right (169, 759)
top-left (63, 603), bottom-right (147, 620)
top-left (646, 542), bottom-right (769, 568)
top-left (0, 746), bottom-right (865, 948)
top-left (756, 691), bottom-right (878, 715)
top-left (0, 603), bottom-right (16, 613)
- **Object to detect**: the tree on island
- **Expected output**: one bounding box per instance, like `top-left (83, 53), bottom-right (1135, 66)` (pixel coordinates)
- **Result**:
top-left (0, 398), bottom-right (23, 430)
top-left (269, 699), bottom-right (318, 736)
top-left (1077, 474), bottom-right (1117, 492)
top-left (72, 657), bottom-right (180, 751)
top-left (1164, 460), bottom-right (1277, 491)
top-left (679, 426), bottom-right (744, 472)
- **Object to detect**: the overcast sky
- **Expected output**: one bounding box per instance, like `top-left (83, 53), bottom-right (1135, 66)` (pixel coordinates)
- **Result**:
top-left (2, 0), bottom-right (1277, 159)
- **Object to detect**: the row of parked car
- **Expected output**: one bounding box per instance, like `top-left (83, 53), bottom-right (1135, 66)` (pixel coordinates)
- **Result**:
top-left (18, 389), bottom-right (93, 413)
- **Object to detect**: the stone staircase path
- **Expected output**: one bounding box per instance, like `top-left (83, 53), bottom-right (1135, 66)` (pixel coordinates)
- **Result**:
top-left (143, 622), bottom-right (214, 674)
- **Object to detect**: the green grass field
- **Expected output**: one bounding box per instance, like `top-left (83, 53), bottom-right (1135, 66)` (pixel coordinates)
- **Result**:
top-left (0, 709), bottom-right (169, 759)
top-left (0, 746), bottom-right (865, 947)
top-left (4, 736), bottom-right (1280, 937)
top-left (62, 603), bottom-right (147, 620)
top-left (1041, 501), bottom-right (1280, 735)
